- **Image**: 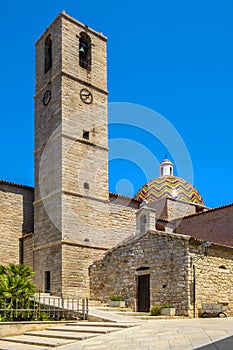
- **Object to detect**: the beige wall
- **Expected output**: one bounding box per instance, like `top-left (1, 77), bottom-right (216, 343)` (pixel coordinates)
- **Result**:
top-left (190, 243), bottom-right (233, 316)
top-left (21, 233), bottom-right (34, 268)
top-left (0, 182), bottom-right (34, 266)
top-left (33, 243), bottom-right (62, 295)
top-left (148, 197), bottom-right (204, 222)
top-left (61, 193), bottom-right (138, 248)
top-left (33, 12), bottom-right (110, 295)
top-left (62, 243), bottom-right (106, 298)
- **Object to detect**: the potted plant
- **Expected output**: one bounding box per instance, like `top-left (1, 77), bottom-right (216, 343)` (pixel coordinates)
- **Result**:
top-left (109, 295), bottom-right (125, 308)
top-left (160, 304), bottom-right (176, 316)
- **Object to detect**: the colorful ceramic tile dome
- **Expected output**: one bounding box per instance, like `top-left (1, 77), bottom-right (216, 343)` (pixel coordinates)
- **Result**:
top-left (135, 175), bottom-right (204, 205)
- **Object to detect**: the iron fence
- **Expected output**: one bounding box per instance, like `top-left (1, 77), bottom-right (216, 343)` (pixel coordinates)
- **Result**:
top-left (0, 296), bottom-right (88, 321)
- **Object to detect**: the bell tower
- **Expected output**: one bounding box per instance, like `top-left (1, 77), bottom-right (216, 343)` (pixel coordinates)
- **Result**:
top-left (34, 12), bottom-right (109, 296)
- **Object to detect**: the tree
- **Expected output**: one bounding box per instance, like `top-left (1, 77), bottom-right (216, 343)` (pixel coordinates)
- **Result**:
top-left (0, 264), bottom-right (36, 299)
top-left (0, 264), bottom-right (37, 320)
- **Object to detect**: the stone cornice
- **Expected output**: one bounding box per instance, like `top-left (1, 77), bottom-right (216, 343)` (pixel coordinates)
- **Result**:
top-left (35, 11), bottom-right (107, 46)
top-left (33, 239), bottom-right (108, 252)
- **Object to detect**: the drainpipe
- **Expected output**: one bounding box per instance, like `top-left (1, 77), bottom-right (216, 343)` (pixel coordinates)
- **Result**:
top-left (193, 263), bottom-right (196, 318)
top-left (191, 240), bottom-right (211, 318)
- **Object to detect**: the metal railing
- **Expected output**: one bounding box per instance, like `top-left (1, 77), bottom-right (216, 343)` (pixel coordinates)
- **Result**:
top-left (0, 296), bottom-right (88, 321)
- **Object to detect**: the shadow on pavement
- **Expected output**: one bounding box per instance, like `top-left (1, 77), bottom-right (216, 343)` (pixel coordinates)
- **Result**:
top-left (195, 335), bottom-right (233, 350)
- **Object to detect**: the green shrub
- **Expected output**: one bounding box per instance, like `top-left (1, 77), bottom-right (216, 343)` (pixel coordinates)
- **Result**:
top-left (110, 295), bottom-right (125, 301)
top-left (150, 304), bottom-right (163, 316)
top-left (36, 312), bottom-right (51, 321)
top-left (150, 303), bottom-right (171, 316)
top-left (0, 264), bottom-right (37, 321)
top-left (161, 303), bottom-right (170, 309)
top-left (0, 264), bottom-right (36, 299)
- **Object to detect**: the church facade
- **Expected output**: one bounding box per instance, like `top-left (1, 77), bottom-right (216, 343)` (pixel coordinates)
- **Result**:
top-left (0, 12), bottom-right (232, 317)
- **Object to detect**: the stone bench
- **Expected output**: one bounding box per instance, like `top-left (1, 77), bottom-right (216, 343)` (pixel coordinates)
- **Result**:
top-left (201, 303), bottom-right (227, 318)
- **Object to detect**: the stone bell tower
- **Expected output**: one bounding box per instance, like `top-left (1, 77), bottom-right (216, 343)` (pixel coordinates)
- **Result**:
top-left (34, 11), bottom-right (109, 296)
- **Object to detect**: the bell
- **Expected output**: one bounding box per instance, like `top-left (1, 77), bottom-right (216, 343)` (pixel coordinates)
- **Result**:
top-left (79, 46), bottom-right (85, 53)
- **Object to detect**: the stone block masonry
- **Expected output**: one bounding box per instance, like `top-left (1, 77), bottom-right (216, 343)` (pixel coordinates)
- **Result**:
top-left (32, 11), bottom-right (139, 296)
top-left (90, 230), bottom-right (233, 316)
top-left (0, 182), bottom-right (34, 266)
top-left (90, 230), bottom-right (191, 316)
top-left (190, 243), bottom-right (233, 316)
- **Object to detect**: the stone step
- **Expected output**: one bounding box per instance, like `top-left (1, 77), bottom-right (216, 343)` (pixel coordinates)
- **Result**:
top-left (73, 321), bottom-right (134, 328)
top-left (0, 340), bottom-right (48, 350)
top-left (47, 325), bottom-right (123, 333)
top-left (92, 307), bottom-right (133, 312)
top-left (0, 321), bottom-right (134, 349)
top-left (114, 311), bottom-right (150, 316)
top-left (1, 334), bottom-right (74, 347)
top-left (88, 307), bottom-right (142, 323)
top-left (25, 330), bottom-right (98, 340)
top-left (112, 312), bottom-right (184, 320)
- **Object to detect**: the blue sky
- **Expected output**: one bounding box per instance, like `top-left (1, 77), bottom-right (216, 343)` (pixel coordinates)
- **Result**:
top-left (1, 0), bottom-right (233, 208)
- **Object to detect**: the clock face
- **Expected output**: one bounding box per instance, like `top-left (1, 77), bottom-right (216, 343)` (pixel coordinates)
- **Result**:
top-left (80, 88), bottom-right (93, 104)
top-left (42, 90), bottom-right (51, 106)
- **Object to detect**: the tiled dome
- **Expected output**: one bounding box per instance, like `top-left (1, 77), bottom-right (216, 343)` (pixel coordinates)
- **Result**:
top-left (135, 175), bottom-right (204, 205)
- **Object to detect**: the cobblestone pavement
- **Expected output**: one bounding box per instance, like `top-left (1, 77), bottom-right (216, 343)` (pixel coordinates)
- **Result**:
top-left (58, 318), bottom-right (233, 350)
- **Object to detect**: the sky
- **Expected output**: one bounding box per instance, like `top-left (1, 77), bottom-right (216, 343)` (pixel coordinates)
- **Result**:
top-left (1, 0), bottom-right (233, 209)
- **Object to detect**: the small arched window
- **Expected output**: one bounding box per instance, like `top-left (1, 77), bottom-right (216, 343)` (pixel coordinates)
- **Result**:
top-left (84, 182), bottom-right (89, 190)
top-left (44, 35), bottom-right (52, 74)
top-left (79, 32), bottom-right (91, 70)
top-left (170, 167), bottom-right (172, 175)
top-left (219, 265), bottom-right (227, 270)
top-left (136, 266), bottom-right (150, 271)
top-left (140, 214), bottom-right (147, 233)
top-left (156, 223), bottom-right (165, 232)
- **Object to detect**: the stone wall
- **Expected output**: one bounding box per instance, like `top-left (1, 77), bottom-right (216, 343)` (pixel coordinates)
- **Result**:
top-left (90, 230), bottom-right (233, 316)
top-left (33, 11), bottom-right (110, 296)
top-left (61, 12), bottom-right (107, 93)
top-left (21, 233), bottom-right (34, 268)
top-left (90, 231), bottom-right (191, 315)
top-left (176, 204), bottom-right (233, 247)
top-left (33, 243), bottom-right (62, 295)
top-left (34, 196), bottom-right (62, 248)
top-left (189, 243), bottom-right (233, 316)
top-left (0, 182), bottom-right (34, 266)
top-left (62, 243), bottom-right (106, 298)
top-left (108, 195), bottom-right (138, 244)
top-left (62, 193), bottom-right (138, 248)
top-left (148, 198), bottom-right (203, 222)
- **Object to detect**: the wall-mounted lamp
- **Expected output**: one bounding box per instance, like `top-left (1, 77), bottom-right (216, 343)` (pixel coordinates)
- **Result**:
top-left (191, 241), bottom-right (211, 264)
top-left (199, 240), bottom-right (211, 257)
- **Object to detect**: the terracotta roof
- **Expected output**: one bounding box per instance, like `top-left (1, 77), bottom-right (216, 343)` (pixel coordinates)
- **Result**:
top-left (176, 203), bottom-right (233, 248)
top-left (109, 192), bottom-right (139, 203)
top-left (0, 180), bottom-right (34, 190)
top-left (0, 182), bottom-right (140, 200)
top-left (184, 202), bottom-right (233, 218)
top-left (189, 235), bottom-right (233, 249)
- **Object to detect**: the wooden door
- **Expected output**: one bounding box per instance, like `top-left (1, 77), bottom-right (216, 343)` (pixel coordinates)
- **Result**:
top-left (137, 274), bottom-right (150, 312)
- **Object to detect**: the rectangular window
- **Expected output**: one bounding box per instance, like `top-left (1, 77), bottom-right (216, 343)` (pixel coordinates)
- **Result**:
top-left (44, 271), bottom-right (51, 293)
top-left (44, 35), bottom-right (52, 74)
top-left (83, 130), bottom-right (90, 140)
